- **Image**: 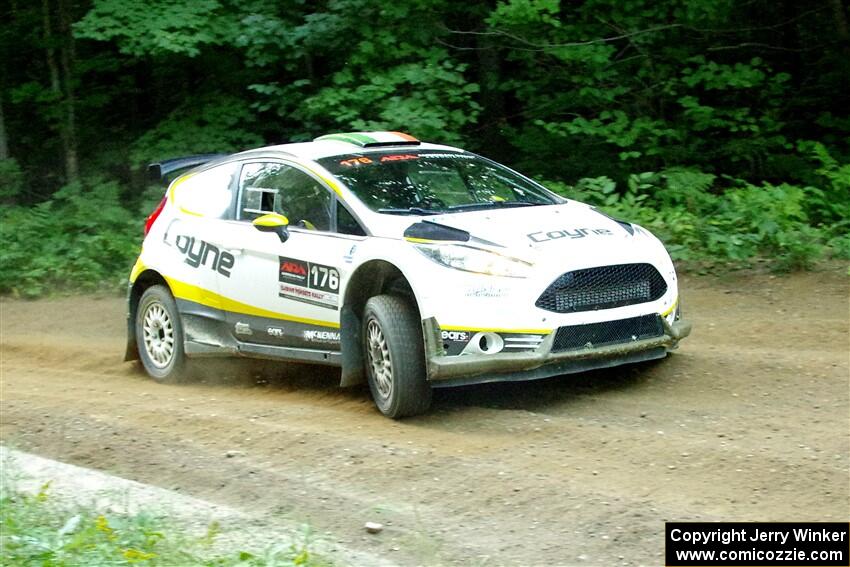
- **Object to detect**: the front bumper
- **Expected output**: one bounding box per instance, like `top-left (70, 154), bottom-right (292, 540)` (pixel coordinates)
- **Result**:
top-left (422, 317), bottom-right (692, 388)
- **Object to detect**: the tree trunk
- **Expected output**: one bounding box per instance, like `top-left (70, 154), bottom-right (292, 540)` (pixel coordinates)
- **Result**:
top-left (0, 96), bottom-right (8, 160)
top-left (41, 0), bottom-right (78, 183)
top-left (476, 32), bottom-right (508, 162)
top-left (58, 0), bottom-right (78, 182)
top-left (828, 0), bottom-right (850, 53)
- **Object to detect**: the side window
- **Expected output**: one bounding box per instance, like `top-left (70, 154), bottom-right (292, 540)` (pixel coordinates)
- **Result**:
top-left (239, 162), bottom-right (332, 231)
top-left (172, 163), bottom-right (239, 219)
top-left (337, 201), bottom-right (367, 236)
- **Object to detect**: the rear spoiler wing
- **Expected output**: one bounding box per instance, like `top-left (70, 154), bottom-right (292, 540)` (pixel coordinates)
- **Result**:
top-left (147, 154), bottom-right (228, 184)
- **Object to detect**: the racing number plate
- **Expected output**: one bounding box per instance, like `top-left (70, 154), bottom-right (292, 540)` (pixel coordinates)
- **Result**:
top-left (278, 256), bottom-right (340, 310)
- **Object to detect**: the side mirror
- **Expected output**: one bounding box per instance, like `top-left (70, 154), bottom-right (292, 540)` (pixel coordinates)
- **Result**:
top-left (253, 213), bottom-right (290, 243)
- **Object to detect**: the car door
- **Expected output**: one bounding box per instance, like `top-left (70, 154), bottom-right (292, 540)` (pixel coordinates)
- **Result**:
top-left (160, 162), bottom-right (241, 323)
top-left (216, 159), bottom-right (365, 351)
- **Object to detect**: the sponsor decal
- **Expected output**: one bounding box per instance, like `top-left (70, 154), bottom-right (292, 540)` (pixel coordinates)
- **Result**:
top-left (343, 244), bottom-right (357, 264)
top-left (527, 227), bottom-right (613, 243)
top-left (279, 283), bottom-right (338, 309)
top-left (279, 258), bottom-right (308, 285)
top-left (267, 326), bottom-right (285, 338)
top-left (234, 322), bottom-right (252, 336)
top-left (175, 235), bottom-right (235, 277)
top-left (279, 257), bottom-right (340, 310)
top-left (464, 286), bottom-right (507, 298)
top-left (379, 154), bottom-right (418, 162)
top-left (303, 329), bottom-right (341, 343)
top-left (441, 330), bottom-right (470, 342)
top-left (440, 329), bottom-right (473, 356)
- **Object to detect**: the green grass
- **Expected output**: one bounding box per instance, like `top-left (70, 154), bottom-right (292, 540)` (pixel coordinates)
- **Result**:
top-left (0, 476), bottom-right (330, 566)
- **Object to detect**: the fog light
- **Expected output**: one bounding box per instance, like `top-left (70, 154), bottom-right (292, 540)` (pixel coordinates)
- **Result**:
top-left (466, 332), bottom-right (504, 354)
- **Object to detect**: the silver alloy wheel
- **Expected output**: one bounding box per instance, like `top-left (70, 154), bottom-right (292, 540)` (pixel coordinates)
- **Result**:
top-left (366, 318), bottom-right (393, 400)
top-left (142, 301), bottom-right (175, 368)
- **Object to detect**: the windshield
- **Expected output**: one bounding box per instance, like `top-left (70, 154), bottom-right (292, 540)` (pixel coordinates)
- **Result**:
top-left (317, 150), bottom-right (561, 214)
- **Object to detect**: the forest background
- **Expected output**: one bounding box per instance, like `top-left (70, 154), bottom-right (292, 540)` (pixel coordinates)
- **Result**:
top-left (1, 0), bottom-right (848, 295)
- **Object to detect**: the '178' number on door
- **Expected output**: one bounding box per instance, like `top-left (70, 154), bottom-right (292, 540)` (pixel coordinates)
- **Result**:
top-left (310, 264), bottom-right (339, 293)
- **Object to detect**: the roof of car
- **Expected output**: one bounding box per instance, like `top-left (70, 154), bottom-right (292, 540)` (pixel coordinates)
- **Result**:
top-left (233, 131), bottom-right (464, 161)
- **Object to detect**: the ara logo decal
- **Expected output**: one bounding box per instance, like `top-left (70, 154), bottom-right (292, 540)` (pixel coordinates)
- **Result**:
top-left (527, 228), bottom-right (613, 243)
top-left (279, 258), bottom-right (309, 285)
top-left (175, 235), bottom-right (235, 277)
top-left (380, 154), bottom-right (418, 162)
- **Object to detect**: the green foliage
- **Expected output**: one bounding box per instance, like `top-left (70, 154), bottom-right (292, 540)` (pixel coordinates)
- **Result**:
top-left (0, 159), bottom-right (24, 202)
top-left (73, 0), bottom-right (230, 57)
top-left (550, 148), bottom-right (850, 271)
top-left (1, 0), bottom-right (849, 294)
top-left (130, 96), bottom-right (264, 166)
top-left (0, 179), bottom-right (140, 297)
top-left (0, 470), bottom-right (327, 566)
top-left (246, 0), bottom-right (483, 144)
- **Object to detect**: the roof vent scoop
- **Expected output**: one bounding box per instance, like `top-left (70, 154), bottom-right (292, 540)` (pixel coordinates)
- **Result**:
top-left (314, 131), bottom-right (420, 148)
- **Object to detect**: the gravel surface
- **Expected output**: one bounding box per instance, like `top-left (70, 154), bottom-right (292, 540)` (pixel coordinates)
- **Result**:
top-left (1, 270), bottom-right (848, 566)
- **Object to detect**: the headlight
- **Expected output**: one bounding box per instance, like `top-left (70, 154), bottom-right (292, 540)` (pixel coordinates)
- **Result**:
top-left (413, 243), bottom-right (533, 278)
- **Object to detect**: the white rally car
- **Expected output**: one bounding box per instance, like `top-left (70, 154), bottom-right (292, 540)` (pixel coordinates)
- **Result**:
top-left (126, 131), bottom-right (691, 417)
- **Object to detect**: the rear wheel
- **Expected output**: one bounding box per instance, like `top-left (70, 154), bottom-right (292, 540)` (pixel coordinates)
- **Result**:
top-left (136, 285), bottom-right (189, 383)
top-left (363, 295), bottom-right (432, 418)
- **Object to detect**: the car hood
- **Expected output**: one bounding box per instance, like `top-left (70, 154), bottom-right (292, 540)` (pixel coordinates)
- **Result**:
top-left (367, 202), bottom-right (670, 268)
top-left (426, 203), bottom-right (615, 241)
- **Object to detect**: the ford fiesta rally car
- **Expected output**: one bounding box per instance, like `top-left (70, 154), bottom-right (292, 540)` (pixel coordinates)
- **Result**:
top-left (126, 131), bottom-right (692, 418)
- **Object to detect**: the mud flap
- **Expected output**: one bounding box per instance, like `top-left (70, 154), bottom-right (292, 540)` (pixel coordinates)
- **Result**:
top-left (124, 285), bottom-right (139, 361)
top-left (420, 317), bottom-right (443, 381)
top-left (339, 305), bottom-right (365, 387)
top-left (124, 314), bottom-right (139, 361)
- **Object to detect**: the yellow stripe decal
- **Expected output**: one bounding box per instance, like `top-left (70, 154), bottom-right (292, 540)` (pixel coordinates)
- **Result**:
top-left (440, 324), bottom-right (552, 335)
top-left (276, 158), bottom-right (346, 198)
top-left (163, 275), bottom-right (340, 329)
top-left (179, 206), bottom-right (203, 217)
top-left (129, 258), bottom-right (146, 283)
top-left (404, 237), bottom-right (469, 244)
top-left (661, 297), bottom-right (679, 317)
top-left (167, 172), bottom-right (195, 204)
top-left (304, 166), bottom-right (345, 198)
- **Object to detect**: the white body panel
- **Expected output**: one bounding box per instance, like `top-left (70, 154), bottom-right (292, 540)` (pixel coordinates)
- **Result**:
top-left (130, 135), bottom-right (688, 385)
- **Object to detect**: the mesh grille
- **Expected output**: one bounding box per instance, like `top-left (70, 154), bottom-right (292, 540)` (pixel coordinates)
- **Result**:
top-left (536, 263), bottom-right (667, 313)
top-left (551, 314), bottom-right (664, 352)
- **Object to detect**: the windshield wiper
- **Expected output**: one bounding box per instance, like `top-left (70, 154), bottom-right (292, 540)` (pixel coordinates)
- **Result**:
top-left (377, 207), bottom-right (441, 216)
top-left (447, 201), bottom-right (540, 212)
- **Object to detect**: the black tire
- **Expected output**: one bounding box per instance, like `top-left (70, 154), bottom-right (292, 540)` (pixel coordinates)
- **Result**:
top-left (362, 295), bottom-right (432, 418)
top-left (135, 285), bottom-right (189, 383)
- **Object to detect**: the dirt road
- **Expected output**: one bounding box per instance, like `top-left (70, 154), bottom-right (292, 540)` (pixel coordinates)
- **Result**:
top-left (1, 270), bottom-right (848, 566)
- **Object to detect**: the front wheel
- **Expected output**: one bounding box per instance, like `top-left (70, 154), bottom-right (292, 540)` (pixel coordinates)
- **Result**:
top-left (362, 295), bottom-right (432, 418)
top-left (135, 285), bottom-right (189, 383)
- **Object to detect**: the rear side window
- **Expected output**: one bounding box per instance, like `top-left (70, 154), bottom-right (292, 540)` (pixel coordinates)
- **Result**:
top-left (238, 162), bottom-right (332, 231)
top-left (171, 163), bottom-right (239, 219)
